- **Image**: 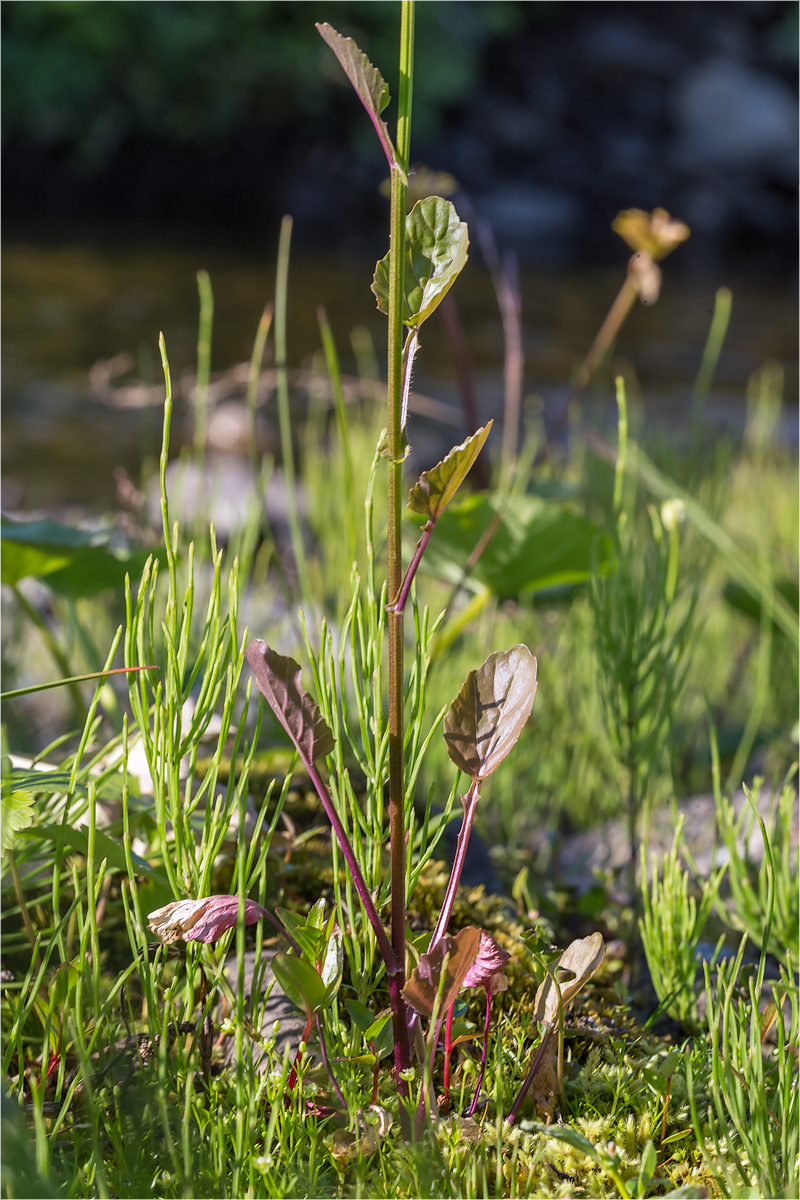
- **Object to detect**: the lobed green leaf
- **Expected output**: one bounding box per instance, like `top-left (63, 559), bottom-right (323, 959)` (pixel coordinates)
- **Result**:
top-left (372, 197), bottom-right (469, 327)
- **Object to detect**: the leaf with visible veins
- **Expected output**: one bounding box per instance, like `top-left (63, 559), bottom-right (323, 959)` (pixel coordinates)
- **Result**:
top-left (245, 641), bottom-right (335, 766)
top-left (408, 423), bottom-right (493, 524)
top-left (533, 932), bottom-right (605, 1024)
top-left (372, 197), bottom-right (469, 327)
top-left (444, 645), bottom-right (537, 780)
top-left (316, 23), bottom-right (398, 170)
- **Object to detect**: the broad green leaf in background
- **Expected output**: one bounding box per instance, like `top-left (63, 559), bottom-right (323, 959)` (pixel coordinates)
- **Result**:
top-left (723, 577), bottom-right (799, 633)
top-left (408, 422), bottom-right (493, 524)
top-left (443, 645), bottom-right (537, 781)
top-left (1, 517), bottom-right (149, 597)
top-left (245, 642), bottom-right (335, 766)
top-left (416, 491), bottom-right (612, 598)
top-left (372, 196), bottom-right (469, 327)
top-left (1, 789), bottom-right (35, 852)
top-left (32, 823), bottom-right (167, 886)
top-left (316, 23), bottom-right (397, 170)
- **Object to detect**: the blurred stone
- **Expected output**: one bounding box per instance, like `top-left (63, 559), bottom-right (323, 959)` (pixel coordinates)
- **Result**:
top-left (556, 784), bottom-right (796, 893)
top-left (475, 184), bottom-right (585, 251)
top-left (580, 17), bottom-right (684, 78)
top-left (221, 948), bottom-right (308, 1074)
top-left (672, 56), bottom-right (798, 182)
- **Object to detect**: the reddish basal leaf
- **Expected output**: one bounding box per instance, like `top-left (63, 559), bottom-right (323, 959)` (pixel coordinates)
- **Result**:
top-left (402, 926), bottom-right (482, 1018)
top-left (245, 640), bottom-right (335, 766)
top-left (462, 931), bottom-right (510, 990)
top-left (148, 896), bottom-right (267, 944)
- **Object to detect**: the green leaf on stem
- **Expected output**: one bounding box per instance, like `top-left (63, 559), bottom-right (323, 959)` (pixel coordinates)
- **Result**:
top-left (245, 641), bottom-right (335, 766)
top-left (1, 789), bottom-right (35, 852)
top-left (408, 422), bottom-right (493, 523)
top-left (320, 928), bottom-right (343, 991)
top-left (372, 196), bottom-right (469, 328)
top-left (316, 23), bottom-right (398, 170)
top-left (533, 932), bottom-right (605, 1024)
top-left (444, 645), bottom-right (537, 781)
top-left (402, 925), bottom-right (482, 1018)
top-left (272, 952), bottom-right (329, 1017)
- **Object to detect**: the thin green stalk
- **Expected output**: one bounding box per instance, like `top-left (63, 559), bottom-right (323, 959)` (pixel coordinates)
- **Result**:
top-left (247, 303), bottom-right (274, 488)
top-left (5, 849), bottom-right (40, 972)
top-left (158, 333), bottom-right (178, 621)
top-left (386, 0), bottom-right (415, 1078)
top-left (274, 215), bottom-right (312, 601)
top-left (194, 269), bottom-right (214, 464)
top-left (613, 375), bottom-right (627, 517)
top-left (317, 305), bottom-right (356, 563)
top-left (691, 285), bottom-right (732, 441)
top-left (581, 424), bottom-right (799, 647)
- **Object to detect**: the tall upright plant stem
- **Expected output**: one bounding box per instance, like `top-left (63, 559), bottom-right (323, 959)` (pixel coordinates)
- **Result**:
top-left (275, 215), bottom-right (312, 602)
top-left (386, 0), bottom-right (415, 1072)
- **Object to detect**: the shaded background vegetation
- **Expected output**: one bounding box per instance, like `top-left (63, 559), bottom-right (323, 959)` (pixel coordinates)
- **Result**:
top-left (3, 1), bottom-right (797, 264)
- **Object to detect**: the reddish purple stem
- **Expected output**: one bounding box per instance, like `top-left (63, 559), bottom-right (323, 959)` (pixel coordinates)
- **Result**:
top-left (429, 778), bottom-right (482, 952)
top-left (506, 1026), bottom-right (554, 1125)
top-left (315, 1012), bottom-right (347, 1110)
top-left (467, 989), bottom-right (492, 1117)
top-left (387, 522), bottom-right (434, 614)
top-left (305, 760), bottom-right (399, 977)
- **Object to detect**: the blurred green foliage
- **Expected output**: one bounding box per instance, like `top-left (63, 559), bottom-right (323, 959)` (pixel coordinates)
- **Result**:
top-left (2, 1), bottom-right (519, 163)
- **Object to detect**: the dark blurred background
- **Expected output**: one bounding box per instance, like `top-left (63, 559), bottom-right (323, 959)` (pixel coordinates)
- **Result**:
top-left (4, 1), bottom-right (798, 262)
top-left (2, 1), bottom-right (798, 511)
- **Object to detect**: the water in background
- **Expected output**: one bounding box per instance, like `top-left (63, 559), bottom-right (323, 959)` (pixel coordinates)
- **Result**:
top-left (3, 227), bottom-right (797, 513)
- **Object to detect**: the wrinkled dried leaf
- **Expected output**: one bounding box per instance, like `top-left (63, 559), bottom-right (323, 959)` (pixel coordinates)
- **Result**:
top-left (329, 1106), bottom-right (392, 1160)
top-left (316, 23), bottom-right (397, 169)
top-left (402, 926), bottom-right (482, 1018)
top-left (245, 641), bottom-right (335, 766)
top-left (372, 197), bottom-right (469, 328)
top-left (408, 423), bottom-right (493, 523)
top-left (148, 895), bottom-right (267, 945)
top-left (444, 645), bottom-right (537, 780)
top-left (533, 932), bottom-right (605, 1024)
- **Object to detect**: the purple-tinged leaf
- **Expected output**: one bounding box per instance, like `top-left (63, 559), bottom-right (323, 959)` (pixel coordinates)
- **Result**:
top-left (408, 423), bottom-right (493, 524)
top-left (316, 23), bottom-right (398, 170)
top-left (533, 932), bottom-right (605, 1024)
top-left (147, 896), bottom-right (267, 944)
top-left (245, 641), bottom-right (335, 766)
top-left (402, 926), bottom-right (481, 1018)
top-left (444, 645), bottom-right (537, 780)
top-left (462, 931), bottom-right (510, 991)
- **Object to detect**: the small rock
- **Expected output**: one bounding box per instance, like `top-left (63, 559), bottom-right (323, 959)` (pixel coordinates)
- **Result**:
top-left (672, 56), bottom-right (797, 182)
top-left (474, 184), bottom-right (586, 252)
top-left (221, 948), bottom-right (308, 1074)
